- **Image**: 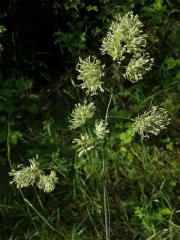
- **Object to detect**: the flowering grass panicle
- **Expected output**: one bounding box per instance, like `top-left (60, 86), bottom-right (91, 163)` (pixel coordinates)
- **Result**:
top-left (69, 101), bottom-right (96, 129)
top-left (9, 167), bottom-right (37, 189)
top-left (76, 56), bottom-right (104, 96)
top-left (132, 106), bottom-right (170, 138)
top-left (9, 155), bottom-right (58, 192)
top-left (73, 133), bottom-right (95, 157)
top-left (94, 119), bottom-right (109, 141)
top-left (101, 12), bottom-right (147, 61)
top-left (124, 54), bottom-right (154, 83)
top-left (37, 171), bottom-right (58, 193)
top-left (73, 121), bottom-right (109, 157)
top-left (9, 157), bottom-right (42, 189)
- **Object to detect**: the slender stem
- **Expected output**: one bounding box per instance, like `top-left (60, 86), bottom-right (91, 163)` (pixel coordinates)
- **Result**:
top-left (105, 92), bottom-right (113, 124)
top-left (104, 185), bottom-right (109, 240)
top-left (105, 63), bottom-right (119, 124)
top-left (102, 86), bottom-right (114, 240)
top-left (103, 65), bottom-right (119, 240)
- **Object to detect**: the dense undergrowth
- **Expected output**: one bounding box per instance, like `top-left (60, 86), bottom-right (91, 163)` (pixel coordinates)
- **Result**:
top-left (0, 1), bottom-right (179, 239)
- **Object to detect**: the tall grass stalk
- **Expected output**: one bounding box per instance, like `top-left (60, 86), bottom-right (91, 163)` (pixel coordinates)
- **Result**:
top-left (102, 86), bottom-right (114, 240)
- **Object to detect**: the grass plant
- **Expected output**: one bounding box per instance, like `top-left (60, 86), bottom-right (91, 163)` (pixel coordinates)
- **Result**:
top-left (0, 9), bottom-right (179, 240)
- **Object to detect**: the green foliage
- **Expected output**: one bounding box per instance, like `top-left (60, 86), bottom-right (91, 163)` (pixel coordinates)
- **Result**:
top-left (0, 25), bottom-right (6, 52)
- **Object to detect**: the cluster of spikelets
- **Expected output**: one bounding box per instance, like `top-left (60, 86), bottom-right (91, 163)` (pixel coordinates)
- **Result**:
top-left (76, 56), bottom-right (105, 96)
top-left (101, 12), bottom-right (147, 61)
top-left (72, 120), bottom-right (109, 157)
top-left (69, 101), bottom-right (96, 130)
top-left (101, 11), bottom-right (154, 82)
top-left (132, 106), bottom-right (170, 138)
top-left (9, 155), bottom-right (58, 193)
top-left (123, 53), bottom-right (153, 83)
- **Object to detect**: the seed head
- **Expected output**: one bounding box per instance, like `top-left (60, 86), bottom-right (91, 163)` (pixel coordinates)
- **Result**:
top-left (37, 171), bottom-right (58, 193)
top-left (94, 119), bottom-right (109, 141)
top-left (132, 106), bottom-right (170, 138)
top-left (76, 56), bottom-right (104, 96)
top-left (69, 101), bottom-right (96, 129)
top-left (73, 133), bottom-right (95, 157)
top-left (124, 53), bottom-right (154, 83)
top-left (9, 155), bottom-right (58, 192)
top-left (101, 12), bottom-right (147, 61)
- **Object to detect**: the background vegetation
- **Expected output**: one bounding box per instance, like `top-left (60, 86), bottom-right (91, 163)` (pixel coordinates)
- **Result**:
top-left (0, 0), bottom-right (179, 239)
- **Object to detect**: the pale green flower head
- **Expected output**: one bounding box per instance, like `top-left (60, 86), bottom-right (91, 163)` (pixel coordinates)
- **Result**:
top-left (132, 106), bottom-right (170, 138)
top-left (37, 171), bottom-right (58, 193)
top-left (94, 119), bottom-right (109, 141)
top-left (101, 11), bottom-right (147, 61)
top-left (69, 101), bottom-right (96, 129)
top-left (9, 156), bottom-right (42, 189)
top-left (73, 133), bottom-right (95, 157)
top-left (72, 120), bottom-right (109, 157)
top-left (9, 167), bottom-right (37, 189)
top-left (76, 56), bottom-right (104, 96)
top-left (9, 155), bottom-right (58, 192)
top-left (124, 54), bottom-right (154, 83)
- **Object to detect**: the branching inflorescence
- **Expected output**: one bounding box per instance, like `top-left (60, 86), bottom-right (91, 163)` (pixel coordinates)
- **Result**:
top-left (70, 11), bottom-right (169, 158)
top-left (101, 11), bottom-right (154, 83)
top-left (101, 12), bottom-right (147, 61)
top-left (10, 12), bottom-right (170, 194)
top-left (71, 54), bottom-right (110, 157)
